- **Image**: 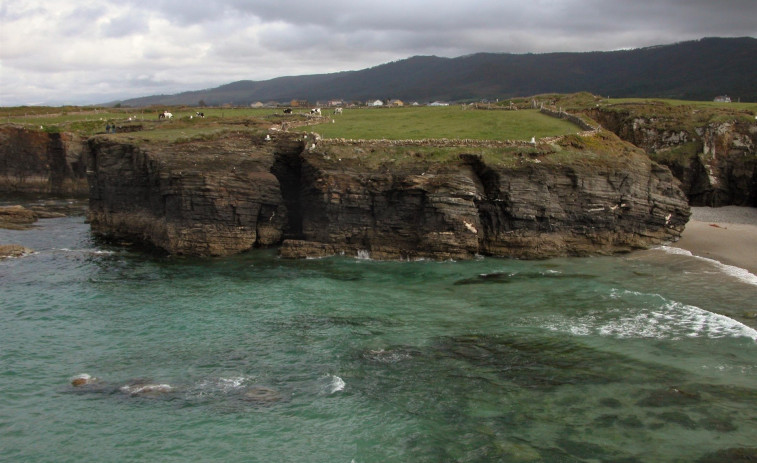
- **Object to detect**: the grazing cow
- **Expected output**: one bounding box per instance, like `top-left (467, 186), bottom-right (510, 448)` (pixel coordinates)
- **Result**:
top-left (283, 108), bottom-right (293, 114)
top-left (159, 111), bottom-right (173, 119)
top-left (195, 112), bottom-right (205, 118)
top-left (310, 108), bottom-right (321, 115)
top-left (333, 107), bottom-right (343, 115)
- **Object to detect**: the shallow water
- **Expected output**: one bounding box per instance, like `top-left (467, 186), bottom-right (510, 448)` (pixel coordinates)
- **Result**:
top-left (1, 213), bottom-right (756, 462)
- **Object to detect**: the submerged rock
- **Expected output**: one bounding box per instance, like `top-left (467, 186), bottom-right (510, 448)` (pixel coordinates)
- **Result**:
top-left (0, 244), bottom-right (34, 259)
top-left (119, 381), bottom-right (174, 397)
top-left (453, 271), bottom-right (597, 285)
top-left (242, 386), bottom-right (284, 404)
top-left (696, 447), bottom-right (757, 463)
top-left (69, 373), bottom-right (100, 387)
top-left (635, 386), bottom-right (701, 408)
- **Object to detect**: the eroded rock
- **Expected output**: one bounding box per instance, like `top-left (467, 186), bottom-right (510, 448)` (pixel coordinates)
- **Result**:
top-left (86, 131), bottom-right (690, 259)
top-left (0, 244), bottom-right (34, 259)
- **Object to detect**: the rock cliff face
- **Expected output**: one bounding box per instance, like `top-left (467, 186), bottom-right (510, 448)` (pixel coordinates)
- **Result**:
top-left (282, 135), bottom-right (689, 260)
top-left (86, 131), bottom-right (689, 259)
top-left (87, 134), bottom-right (289, 255)
top-left (587, 108), bottom-right (757, 206)
top-left (0, 126), bottom-right (89, 196)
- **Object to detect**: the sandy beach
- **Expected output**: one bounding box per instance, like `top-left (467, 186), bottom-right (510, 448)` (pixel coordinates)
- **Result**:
top-left (674, 206), bottom-right (757, 275)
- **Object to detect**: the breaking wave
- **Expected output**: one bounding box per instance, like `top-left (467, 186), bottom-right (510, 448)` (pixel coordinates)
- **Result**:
top-left (656, 245), bottom-right (757, 286)
top-left (544, 289), bottom-right (757, 342)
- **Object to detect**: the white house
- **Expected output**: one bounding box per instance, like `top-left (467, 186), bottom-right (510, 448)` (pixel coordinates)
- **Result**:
top-left (369, 99), bottom-right (384, 106)
top-left (714, 95), bottom-right (731, 103)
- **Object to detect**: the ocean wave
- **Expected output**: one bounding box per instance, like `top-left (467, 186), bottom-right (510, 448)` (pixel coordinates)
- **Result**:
top-left (119, 383), bottom-right (174, 396)
top-left (545, 291), bottom-right (757, 342)
top-left (55, 248), bottom-right (117, 257)
top-left (194, 376), bottom-right (248, 393)
top-left (186, 376), bottom-right (251, 398)
top-left (655, 245), bottom-right (757, 286)
top-left (318, 374), bottom-right (345, 394)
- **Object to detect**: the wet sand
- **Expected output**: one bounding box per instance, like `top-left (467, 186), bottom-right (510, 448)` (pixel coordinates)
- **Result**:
top-left (674, 207), bottom-right (757, 275)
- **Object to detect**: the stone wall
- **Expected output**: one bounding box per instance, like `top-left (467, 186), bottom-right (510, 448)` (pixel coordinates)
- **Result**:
top-left (539, 108), bottom-right (599, 131)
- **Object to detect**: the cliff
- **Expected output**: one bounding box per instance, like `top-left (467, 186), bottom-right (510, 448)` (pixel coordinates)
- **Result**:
top-left (0, 125), bottom-right (89, 196)
top-left (586, 105), bottom-right (757, 206)
top-left (86, 130), bottom-right (690, 259)
top-left (86, 133), bottom-right (288, 255)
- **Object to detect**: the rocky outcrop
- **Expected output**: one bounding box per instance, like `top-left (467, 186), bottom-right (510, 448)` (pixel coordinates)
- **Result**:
top-left (84, 127), bottom-right (689, 259)
top-left (0, 125), bottom-right (89, 196)
top-left (87, 134), bottom-right (290, 256)
top-left (86, 129), bottom-right (689, 259)
top-left (0, 244), bottom-right (34, 259)
top-left (587, 107), bottom-right (757, 206)
top-left (281, 133), bottom-right (689, 260)
top-left (0, 205), bottom-right (38, 229)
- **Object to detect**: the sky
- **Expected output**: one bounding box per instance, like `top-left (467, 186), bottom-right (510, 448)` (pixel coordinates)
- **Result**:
top-left (1, 0), bottom-right (755, 106)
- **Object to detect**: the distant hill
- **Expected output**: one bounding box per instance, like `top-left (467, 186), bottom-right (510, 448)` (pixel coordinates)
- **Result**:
top-left (115, 37), bottom-right (757, 107)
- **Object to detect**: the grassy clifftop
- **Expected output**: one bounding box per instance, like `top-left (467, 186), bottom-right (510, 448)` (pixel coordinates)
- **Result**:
top-left (1, 105), bottom-right (582, 142)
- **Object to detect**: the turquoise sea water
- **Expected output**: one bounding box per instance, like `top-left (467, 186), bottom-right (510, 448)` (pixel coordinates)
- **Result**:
top-left (1, 204), bottom-right (756, 462)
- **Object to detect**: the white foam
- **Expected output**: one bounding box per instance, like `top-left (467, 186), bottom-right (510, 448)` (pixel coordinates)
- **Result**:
top-left (120, 383), bottom-right (173, 395)
top-left (656, 245), bottom-right (757, 286)
top-left (364, 348), bottom-right (412, 363)
top-left (91, 250), bottom-right (115, 255)
top-left (545, 292), bottom-right (757, 342)
top-left (56, 248), bottom-right (115, 255)
top-left (194, 376), bottom-right (248, 394)
top-left (356, 250), bottom-right (371, 260)
top-left (319, 374), bottom-right (345, 394)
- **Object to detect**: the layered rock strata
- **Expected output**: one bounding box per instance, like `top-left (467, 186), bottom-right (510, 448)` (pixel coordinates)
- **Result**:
top-left (86, 131), bottom-right (690, 259)
top-left (587, 108), bottom-right (757, 206)
top-left (0, 126), bottom-right (89, 196)
top-left (87, 134), bottom-right (288, 255)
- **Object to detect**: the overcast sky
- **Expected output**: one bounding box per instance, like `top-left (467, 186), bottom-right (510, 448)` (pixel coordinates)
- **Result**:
top-left (1, 0), bottom-right (755, 106)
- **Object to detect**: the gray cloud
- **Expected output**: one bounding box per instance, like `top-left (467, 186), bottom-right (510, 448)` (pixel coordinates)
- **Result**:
top-left (101, 13), bottom-right (150, 38)
top-left (0, 0), bottom-right (755, 106)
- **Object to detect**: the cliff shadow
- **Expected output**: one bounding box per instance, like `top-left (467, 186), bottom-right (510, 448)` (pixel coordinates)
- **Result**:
top-left (271, 138), bottom-right (307, 240)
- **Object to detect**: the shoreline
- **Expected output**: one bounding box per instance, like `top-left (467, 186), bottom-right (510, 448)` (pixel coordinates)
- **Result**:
top-left (672, 207), bottom-right (757, 275)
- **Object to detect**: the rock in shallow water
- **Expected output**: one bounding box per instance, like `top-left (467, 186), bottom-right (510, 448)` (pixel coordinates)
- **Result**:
top-left (70, 373), bottom-right (100, 387)
top-left (119, 381), bottom-right (174, 397)
top-left (242, 386), bottom-right (284, 404)
top-left (0, 244), bottom-right (34, 259)
top-left (0, 205), bottom-right (37, 230)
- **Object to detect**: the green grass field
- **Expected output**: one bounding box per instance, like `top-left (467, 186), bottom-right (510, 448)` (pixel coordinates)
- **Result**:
top-left (604, 98), bottom-right (757, 112)
top-left (3, 95), bottom-right (753, 141)
top-left (0, 105), bottom-right (584, 141)
top-left (298, 107), bottom-right (582, 141)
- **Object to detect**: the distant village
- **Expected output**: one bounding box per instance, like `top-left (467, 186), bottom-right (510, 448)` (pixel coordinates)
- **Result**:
top-left (222, 94), bottom-right (735, 109)
top-left (245, 98), bottom-right (452, 109)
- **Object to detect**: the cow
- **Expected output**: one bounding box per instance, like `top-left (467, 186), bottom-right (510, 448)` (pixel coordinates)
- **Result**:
top-left (283, 108), bottom-right (293, 114)
top-left (159, 111), bottom-right (173, 119)
top-left (310, 108), bottom-right (321, 115)
top-left (195, 112), bottom-right (205, 118)
top-left (333, 107), bottom-right (343, 115)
